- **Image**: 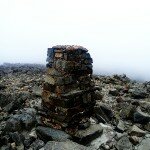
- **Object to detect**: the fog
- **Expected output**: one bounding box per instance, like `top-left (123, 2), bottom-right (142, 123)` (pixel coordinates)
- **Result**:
top-left (0, 0), bottom-right (150, 81)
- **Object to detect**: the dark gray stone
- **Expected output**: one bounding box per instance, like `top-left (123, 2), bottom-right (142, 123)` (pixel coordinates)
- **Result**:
top-left (46, 62), bottom-right (53, 68)
top-left (134, 108), bottom-right (150, 124)
top-left (5, 115), bottom-right (22, 132)
top-left (5, 109), bottom-right (36, 132)
top-left (0, 121), bottom-right (6, 131)
top-left (94, 103), bottom-right (114, 123)
top-left (95, 114), bottom-right (107, 123)
top-left (129, 88), bottom-right (148, 99)
top-left (93, 90), bottom-right (103, 100)
top-left (20, 113), bottom-right (36, 130)
top-left (99, 103), bottom-right (114, 119)
top-left (113, 74), bottom-right (130, 83)
top-left (24, 138), bottom-right (35, 148)
top-left (0, 84), bottom-right (6, 90)
top-left (82, 52), bottom-right (91, 59)
top-left (36, 126), bottom-right (72, 142)
top-left (83, 58), bottom-right (93, 64)
top-left (9, 132), bottom-right (24, 146)
top-left (47, 48), bottom-right (54, 63)
top-left (3, 101), bottom-right (17, 113)
top-left (74, 124), bottom-right (103, 143)
top-left (1, 135), bottom-right (11, 146)
top-left (30, 139), bottom-right (45, 150)
top-left (109, 89), bottom-right (119, 96)
top-left (21, 108), bottom-right (37, 116)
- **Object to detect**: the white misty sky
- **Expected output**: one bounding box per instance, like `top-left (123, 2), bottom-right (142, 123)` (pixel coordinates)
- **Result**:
top-left (0, 0), bottom-right (150, 80)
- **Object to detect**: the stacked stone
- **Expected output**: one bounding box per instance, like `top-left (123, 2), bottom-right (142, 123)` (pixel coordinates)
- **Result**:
top-left (42, 45), bottom-right (96, 130)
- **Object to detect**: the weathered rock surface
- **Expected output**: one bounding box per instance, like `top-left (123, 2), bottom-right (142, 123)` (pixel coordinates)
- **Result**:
top-left (136, 137), bottom-right (150, 150)
top-left (74, 124), bottom-right (103, 144)
top-left (129, 125), bottom-right (147, 137)
top-left (41, 141), bottom-right (92, 150)
top-left (134, 107), bottom-right (150, 124)
top-left (90, 123), bottom-right (116, 149)
top-left (5, 109), bottom-right (36, 132)
top-left (1, 64), bottom-right (150, 150)
top-left (116, 120), bottom-right (126, 133)
top-left (129, 88), bottom-right (148, 99)
top-left (116, 135), bottom-right (133, 150)
top-left (30, 139), bottom-right (45, 150)
top-left (36, 126), bottom-right (72, 142)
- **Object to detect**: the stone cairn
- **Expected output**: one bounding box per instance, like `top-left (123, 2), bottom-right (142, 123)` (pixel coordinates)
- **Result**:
top-left (42, 45), bottom-right (98, 134)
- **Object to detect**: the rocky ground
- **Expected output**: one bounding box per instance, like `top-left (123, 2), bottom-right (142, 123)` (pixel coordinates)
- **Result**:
top-left (0, 64), bottom-right (150, 150)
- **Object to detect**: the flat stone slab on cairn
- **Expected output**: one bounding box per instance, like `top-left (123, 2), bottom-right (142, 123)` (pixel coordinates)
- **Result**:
top-left (42, 45), bottom-right (100, 138)
top-left (36, 126), bottom-right (72, 142)
top-left (74, 124), bottom-right (103, 144)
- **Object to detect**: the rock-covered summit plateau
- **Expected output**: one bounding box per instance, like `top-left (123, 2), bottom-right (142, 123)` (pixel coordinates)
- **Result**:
top-left (0, 46), bottom-right (150, 150)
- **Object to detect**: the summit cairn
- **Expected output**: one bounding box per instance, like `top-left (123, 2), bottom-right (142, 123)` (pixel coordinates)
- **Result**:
top-left (42, 45), bottom-right (98, 134)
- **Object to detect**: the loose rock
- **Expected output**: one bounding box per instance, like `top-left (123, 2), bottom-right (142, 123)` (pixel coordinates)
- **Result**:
top-left (116, 135), bottom-right (133, 150)
top-left (129, 125), bottom-right (146, 137)
top-left (134, 108), bottom-right (150, 124)
top-left (30, 139), bottom-right (45, 150)
top-left (36, 126), bottom-right (72, 142)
